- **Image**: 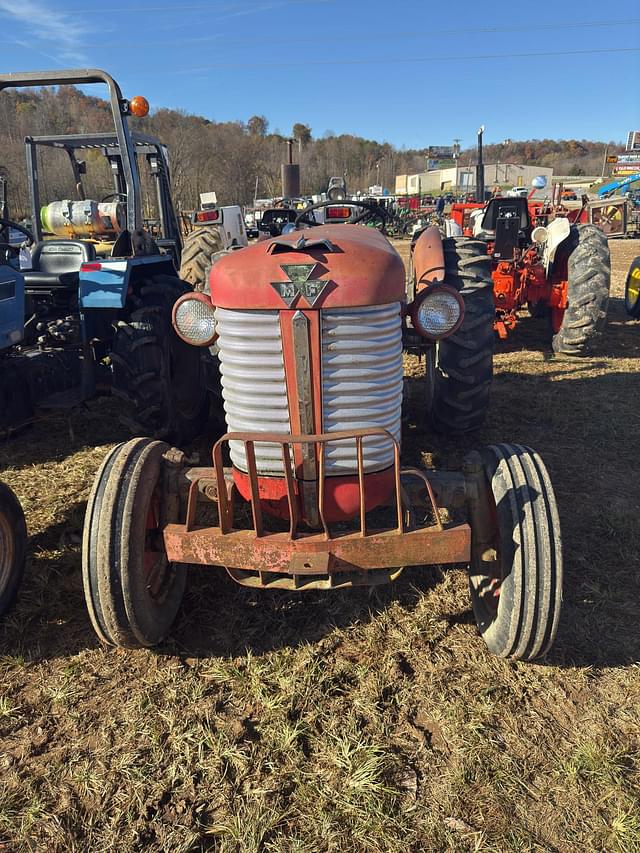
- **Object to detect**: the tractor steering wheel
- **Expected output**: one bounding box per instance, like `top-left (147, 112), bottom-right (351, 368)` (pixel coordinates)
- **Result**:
top-left (100, 192), bottom-right (127, 203)
top-left (0, 217), bottom-right (36, 263)
top-left (294, 199), bottom-right (390, 232)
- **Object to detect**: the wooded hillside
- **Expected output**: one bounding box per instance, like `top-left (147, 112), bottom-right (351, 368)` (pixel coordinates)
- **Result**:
top-left (0, 86), bottom-right (623, 216)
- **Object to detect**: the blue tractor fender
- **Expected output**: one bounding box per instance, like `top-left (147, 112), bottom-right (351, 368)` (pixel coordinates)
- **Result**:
top-left (0, 264), bottom-right (25, 351)
top-left (79, 254), bottom-right (177, 310)
top-left (79, 254), bottom-right (178, 340)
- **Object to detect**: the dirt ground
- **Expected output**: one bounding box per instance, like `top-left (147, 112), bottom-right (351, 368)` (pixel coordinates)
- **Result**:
top-left (1, 239), bottom-right (639, 852)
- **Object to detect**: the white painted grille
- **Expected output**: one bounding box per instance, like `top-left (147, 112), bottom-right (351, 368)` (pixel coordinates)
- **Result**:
top-left (321, 303), bottom-right (403, 474)
top-left (215, 308), bottom-right (291, 474)
top-left (215, 302), bottom-right (403, 478)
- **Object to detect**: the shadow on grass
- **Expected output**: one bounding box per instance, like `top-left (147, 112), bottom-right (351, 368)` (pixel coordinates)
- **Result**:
top-left (166, 360), bottom-right (640, 667)
top-left (1, 341), bottom-right (639, 670)
top-left (472, 295), bottom-right (640, 360)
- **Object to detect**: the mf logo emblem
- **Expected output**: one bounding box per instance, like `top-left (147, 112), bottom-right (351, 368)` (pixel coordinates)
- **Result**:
top-left (271, 264), bottom-right (330, 307)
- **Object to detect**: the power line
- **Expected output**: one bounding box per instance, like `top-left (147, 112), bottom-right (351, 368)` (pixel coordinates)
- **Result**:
top-left (52, 0), bottom-right (334, 10)
top-left (170, 46), bottom-right (640, 74)
top-left (93, 17), bottom-right (640, 50)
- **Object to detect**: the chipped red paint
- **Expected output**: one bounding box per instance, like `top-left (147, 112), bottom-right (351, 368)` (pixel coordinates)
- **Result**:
top-left (232, 466), bottom-right (396, 523)
top-left (163, 522), bottom-right (471, 575)
top-left (411, 226), bottom-right (446, 291)
top-left (210, 224), bottom-right (405, 309)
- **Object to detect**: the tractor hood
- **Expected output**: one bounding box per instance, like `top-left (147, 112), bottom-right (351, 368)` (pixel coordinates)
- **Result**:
top-left (210, 224), bottom-right (405, 310)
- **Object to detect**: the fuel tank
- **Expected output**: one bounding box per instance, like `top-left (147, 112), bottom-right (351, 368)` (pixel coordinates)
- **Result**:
top-left (40, 200), bottom-right (124, 239)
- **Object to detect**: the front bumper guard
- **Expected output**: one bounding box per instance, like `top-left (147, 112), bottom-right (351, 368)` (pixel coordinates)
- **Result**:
top-left (162, 428), bottom-right (475, 590)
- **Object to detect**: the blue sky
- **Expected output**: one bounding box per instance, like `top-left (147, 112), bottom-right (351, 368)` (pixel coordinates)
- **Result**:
top-left (2, 0), bottom-right (639, 149)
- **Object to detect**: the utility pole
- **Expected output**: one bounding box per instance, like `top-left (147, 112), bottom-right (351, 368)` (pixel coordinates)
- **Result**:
top-left (476, 125), bottom-right (485, 201)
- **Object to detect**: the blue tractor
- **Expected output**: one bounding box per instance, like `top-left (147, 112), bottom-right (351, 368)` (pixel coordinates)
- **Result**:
top-left (0, 69), bottom-right (214, 617)
top-left (0, 261), bottom-right (27, 615)
top-left (0, 68), bottom-right (211, 441)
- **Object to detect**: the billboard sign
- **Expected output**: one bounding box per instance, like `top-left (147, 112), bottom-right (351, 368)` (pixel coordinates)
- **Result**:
top-left (626, 131), bottom-right (640, 151)
top-left (615, 153), bottom-right (640, 165)
top-left (428, 145), bottom-right (455, 159)
top-left (612, 152), bottom-right (640, 175)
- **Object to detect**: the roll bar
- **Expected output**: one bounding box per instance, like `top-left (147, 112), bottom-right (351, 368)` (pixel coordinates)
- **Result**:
top-left (0, 69), bottom-right (143, 232)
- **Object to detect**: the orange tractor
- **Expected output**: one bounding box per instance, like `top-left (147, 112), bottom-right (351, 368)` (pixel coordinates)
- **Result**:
top-left (450, 194), bottom-right (611, 354)
top-left (82, 213), bottom-right (563, 661)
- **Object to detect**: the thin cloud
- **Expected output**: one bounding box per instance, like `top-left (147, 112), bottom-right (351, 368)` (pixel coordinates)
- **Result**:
top-left (0, 0), bottom-right (91, 64)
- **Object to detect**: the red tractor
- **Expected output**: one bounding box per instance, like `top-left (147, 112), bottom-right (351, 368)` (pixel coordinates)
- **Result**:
top-left (82, 213), bottom-right (562, 661)
top-left (451, 195), bottom-right (611, 354)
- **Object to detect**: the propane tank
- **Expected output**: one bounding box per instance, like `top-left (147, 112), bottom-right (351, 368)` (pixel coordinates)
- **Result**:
top-left (40, 200), bottom-right (125, 239)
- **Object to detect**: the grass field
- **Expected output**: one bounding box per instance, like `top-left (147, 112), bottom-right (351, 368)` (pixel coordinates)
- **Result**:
top-left (1, 239), bottom-right (639, 852)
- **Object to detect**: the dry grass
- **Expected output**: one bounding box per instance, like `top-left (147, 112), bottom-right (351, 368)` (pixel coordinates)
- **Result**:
top-left (1, 240), bottom-right (639, 852)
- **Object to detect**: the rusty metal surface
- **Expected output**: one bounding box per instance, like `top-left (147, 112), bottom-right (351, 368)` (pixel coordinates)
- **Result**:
top-left (211, 427), bottom-right (403, 540)
top-left (412, 226), bottom-right (446, 289)
top-left (166, 428), bottom-right (472, 587)
top-left (163, 521), bottom-right (471, 574)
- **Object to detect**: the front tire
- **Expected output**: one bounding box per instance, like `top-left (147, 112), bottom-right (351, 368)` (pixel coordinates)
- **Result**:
top-left (0, 482), bottom-right (27, 616)
top-left (552, 225), bottom-right (610, 355)
top-left (624, 255), bottom-right (640, 318)
top-left (82, 438), bottom-right (186, 648)
top-left (428, 237), bottom-right (494, 433)
top-left (469, 443), bottom-right (562, 661)
top-left (111, 274), bottom-right (209, 443)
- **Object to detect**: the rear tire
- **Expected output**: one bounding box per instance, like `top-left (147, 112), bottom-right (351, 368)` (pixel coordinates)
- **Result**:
top-left (624, 255), bottom-right (640, 318)
top-left (0, 482), bottom-right (27, 616)
top-left (82, 438), bottom-right (186, 648)
top-left (552, 225), bottom-right (610, 355)
top-left (428, 237), bottom-right (494, 433)
top-left (111, 274), bottom-right (209, 443)
top-left (469, 443), bottom-right (562, 661)
top-left (179, 226), bottom-right (224, 292)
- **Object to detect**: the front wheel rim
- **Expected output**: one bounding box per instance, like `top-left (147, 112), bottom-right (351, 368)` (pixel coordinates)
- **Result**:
top-left (143, 489), bottom-right (173, 603)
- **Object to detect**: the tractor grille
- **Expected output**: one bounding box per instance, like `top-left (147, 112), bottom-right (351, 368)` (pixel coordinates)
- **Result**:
top-left (215, 303), bottom-right (403, 477)
top-left (321, 303), bottom-right (403, 474)
top-left (215, 308), bottom-right (291, 475)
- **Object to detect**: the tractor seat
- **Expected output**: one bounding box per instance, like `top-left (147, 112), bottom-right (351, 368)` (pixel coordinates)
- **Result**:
top-left (481, 197), bottom-right (531, 232)
top-left (23, 240), bottom-right (96, 292)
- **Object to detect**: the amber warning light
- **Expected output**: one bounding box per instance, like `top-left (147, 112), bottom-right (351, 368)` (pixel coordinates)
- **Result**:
top-left (128, 95), bottom-right (149, 118)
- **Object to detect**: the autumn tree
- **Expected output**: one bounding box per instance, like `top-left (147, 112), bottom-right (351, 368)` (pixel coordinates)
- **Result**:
top-left (247, 115), bottom-right (268, 137)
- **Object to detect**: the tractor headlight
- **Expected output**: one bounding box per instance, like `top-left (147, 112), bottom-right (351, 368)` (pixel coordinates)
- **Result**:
top-left (172, 293), bottom-right (217, 346)
top-left (411, 285), bottom-right (464, 340)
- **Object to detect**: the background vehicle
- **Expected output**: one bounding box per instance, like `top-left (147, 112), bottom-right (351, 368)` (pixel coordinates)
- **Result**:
top-left (451, 184), bottom-right (611, 354)
top-left (625, 255), bottom-right (640, 317)
top-left (83, 219), bottom-right (562, 663)
top-left (256, 207), bottom-right (300, 238)
top-left (0, 258), bottom-right (28, 616)
top-left (326, 176), bottom-right (347, 201)
top-left (0, 69), bottom-right (209, 441)
top-left (179, 192), bottom-right (248, 292)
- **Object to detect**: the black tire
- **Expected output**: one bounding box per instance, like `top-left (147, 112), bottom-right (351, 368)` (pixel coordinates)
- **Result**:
top-left (469, 444), bottom-right (562, 661)
top-left (82, 438), bottom-right (186, 648)
top-left (624, 255), bottom-right (640, 318)
top-left (111, 274), bottom-right (209, 443)
top-left (179, 226), bottom-right (224, 292)
top-left (0, 482), bottom-right (27, 616)
top-left (552, 224), bottom-right (611, 355)
top-left (428, 237), bottom-right (494, 433)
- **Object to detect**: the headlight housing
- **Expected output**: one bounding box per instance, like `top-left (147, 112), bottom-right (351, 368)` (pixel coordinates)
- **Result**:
top-left (172, 293), bottom-right (217, 346)
top-left (410, 285), bottom-right (464, 341)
